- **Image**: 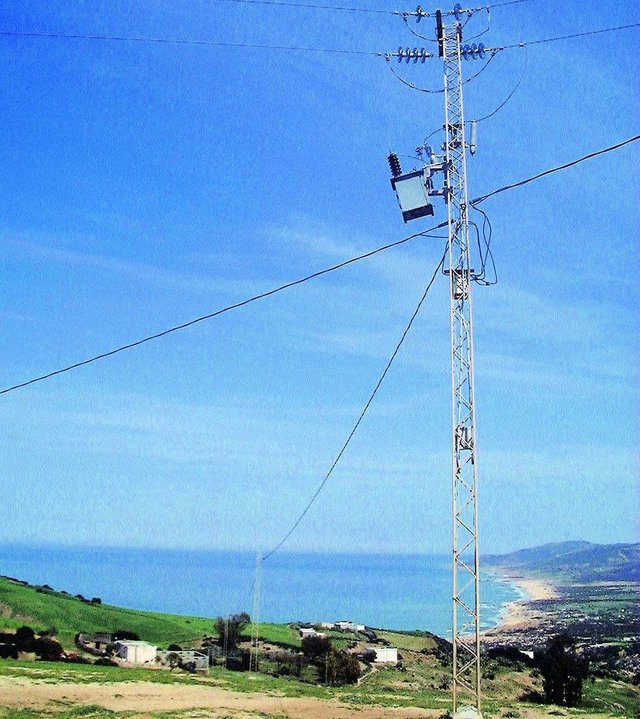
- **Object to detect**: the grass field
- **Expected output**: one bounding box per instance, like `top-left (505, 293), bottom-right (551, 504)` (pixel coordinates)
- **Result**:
top-left (1, 575), bottom-right (638, 718)
top-left (0, 577), bottom-right (301, 651)
top-left (0, 577), bottom-right (216, 648)
top-left (0, 656), bottom-right (638, 717)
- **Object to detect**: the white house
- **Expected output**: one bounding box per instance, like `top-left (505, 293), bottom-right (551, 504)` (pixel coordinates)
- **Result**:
top-left (300, 628), bottom-right (317, 638)
top-left (114, 640), bottom-right (157, 665)
top-left (367, 646), bottom-right (398, 663)
top-left (335, 621), bottom-right (358, 632)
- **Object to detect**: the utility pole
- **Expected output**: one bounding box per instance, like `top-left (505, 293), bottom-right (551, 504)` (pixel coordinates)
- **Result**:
top-left (250, 552), bottom-right (262, 672)
top-left (440, 10), bottom-right (482, 716)
top-left (388, 5), bottom-right (484, 716)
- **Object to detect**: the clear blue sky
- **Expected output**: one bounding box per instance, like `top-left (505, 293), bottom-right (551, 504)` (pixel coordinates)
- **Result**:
top-left (0, 0), bottom-right (638, 555)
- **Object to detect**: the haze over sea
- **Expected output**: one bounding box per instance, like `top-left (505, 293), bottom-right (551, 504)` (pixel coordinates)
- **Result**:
top-left (0, 544), bottom-right (520, 637)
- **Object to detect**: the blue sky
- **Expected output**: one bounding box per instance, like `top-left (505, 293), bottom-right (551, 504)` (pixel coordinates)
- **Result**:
top-left (0, 0), bottom-right (638, 556)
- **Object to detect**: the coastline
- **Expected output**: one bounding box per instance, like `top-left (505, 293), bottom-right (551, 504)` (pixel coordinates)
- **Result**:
top-left (482, 569), bottom-right (561, 641)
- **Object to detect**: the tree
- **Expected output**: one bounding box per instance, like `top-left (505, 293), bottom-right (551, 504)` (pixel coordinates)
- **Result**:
top-left (318, 647), bottom-right (361, 686)
top-left (301, 634), bottom-right (331, 662)
top-left (15, 626), bottom-right (36, 651)
top-left (214, 612), bottom-right (250, 651)
top-left (535, 634), bottom-right (589, 707)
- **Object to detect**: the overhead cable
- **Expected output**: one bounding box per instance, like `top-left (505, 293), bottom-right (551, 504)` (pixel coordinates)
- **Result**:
top-left (211, 0), bottom-right (393, 13)
top-left (3, 20), bottom-right (636, 57)
top-left (473, 45), bottom-right (527, 123)
top-left (261, 246), bottom-right (447, 562)
top-left (3, 134), bottom-right (638, 398)
top-left (0, 29), bottom-right (381, 56)
top-left (0, 230), bottom-right (446, 396)
top-left (471, 135), bottom-right (640, 205)
top-left (490, 21), bottom-right (640, 51)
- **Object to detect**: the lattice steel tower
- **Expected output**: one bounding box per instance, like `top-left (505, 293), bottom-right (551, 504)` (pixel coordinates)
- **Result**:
top-left (387, 6), bottom-right (483, 715)
top-left (441, 13), bottom-right (482, 715)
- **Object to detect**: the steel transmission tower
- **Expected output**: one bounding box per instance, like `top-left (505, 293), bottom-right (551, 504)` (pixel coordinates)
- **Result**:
top-left (250, 553), bottom-right (262, 672)
top-left (388, 6), bottom-right (484, 716)
top-left (440, 14), bottom-right (482, 716)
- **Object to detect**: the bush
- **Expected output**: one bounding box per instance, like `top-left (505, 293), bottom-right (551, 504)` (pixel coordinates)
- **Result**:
top-left (214, 613), bottom-right (250, 651)
top-left (15, 626), bottom-right (36, 651)
top-left (112, 630), bottom-right (140, 641)
top-left (535, 634), bottom-right (589, 707)
top-left (301, 635), bottom-right (331, 662)
top-left (318, 648), bottom-right (360, 686)
top-left (0, 645), bottom-right (18, 660)
top-left (34, 637), bottom-right (64, 661)
top-left (168, 643), bottom-right (182, 651)
top-left (94, 657), bottom-right (119, 667)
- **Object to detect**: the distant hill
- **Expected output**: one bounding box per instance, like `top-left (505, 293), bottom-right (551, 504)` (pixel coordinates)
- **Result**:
top-left (484, 541), bottom-right (640, 583)
top-left (0, 575), bottom-right (299, 650)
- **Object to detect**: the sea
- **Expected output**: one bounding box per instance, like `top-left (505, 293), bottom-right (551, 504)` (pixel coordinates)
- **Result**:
top-left (0, 544), bottom-right (521, 638)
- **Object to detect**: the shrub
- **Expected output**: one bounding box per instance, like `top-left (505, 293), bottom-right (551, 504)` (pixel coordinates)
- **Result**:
top-left (34, 637), bottom-right (64, 661)
top-left (318, 648), bottom-right (360, 686)
top-left (15, 626), bottom-right (36, 651)
top-left (301, 635), bottom-right (331, 662)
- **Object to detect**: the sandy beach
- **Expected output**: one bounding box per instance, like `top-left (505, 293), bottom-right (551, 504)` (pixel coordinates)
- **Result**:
top-left (481, 572), bottom-right (561, 640)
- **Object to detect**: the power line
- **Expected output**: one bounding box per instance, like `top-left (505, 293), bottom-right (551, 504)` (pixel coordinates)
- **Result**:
top-left (0, 29), bottom-right (381, 56)
top-left (3, 134), bottom-right (637, 398)
top-left (0, 230), bottom-right (446, 397)
top-left (211, 0), bottom-right (531, 14)
top-left (4, 19), bottom-right (636, 57)
top-left (490, 21), bottom-right (640, 51)
top-left (471, 135), bottom-right (640, 205)
top-left (400, 0), bottom-right (533, 20)
top-left (210, 0), bottom-right (393, 13)
top-left (473, 45), bottom-right (527, 123)
top-left (262, 246), bottom-right (447, 562)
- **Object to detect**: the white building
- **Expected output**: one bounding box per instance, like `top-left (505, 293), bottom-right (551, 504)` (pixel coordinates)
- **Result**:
top-left (368, 646), bottom-right (398, 663)
top-left (300, 628), bottom-right (317, 638)
top-left (114, 640), bottom-right (157, 665)
top-left (335, 621), bottom-right (358, 632)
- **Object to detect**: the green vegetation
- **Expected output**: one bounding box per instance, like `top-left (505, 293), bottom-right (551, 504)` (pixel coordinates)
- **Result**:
top-left (0, 653), bottom-right (638, 717)
top-left (0, 576), bottom-right (213, 648)
top-left (485, 541), bottom-right (640, 584)
top-left (245, 622), bottom-right (301, 649)
top-left (376, 629), bottom-right (438, 652)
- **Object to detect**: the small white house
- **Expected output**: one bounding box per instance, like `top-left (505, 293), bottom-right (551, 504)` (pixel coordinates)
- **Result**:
top-left (114, 640), bottom-right (157, 665)
top-left (335, 621), bottom-right (358, 632)
top-left (368, 646), bottom-right (398, 663)
top-left (300, 628), bottom-right (317, 638)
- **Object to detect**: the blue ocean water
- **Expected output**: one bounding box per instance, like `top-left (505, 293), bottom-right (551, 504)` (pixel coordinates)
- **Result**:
top-left (0, 544), bottom-right (518, 638)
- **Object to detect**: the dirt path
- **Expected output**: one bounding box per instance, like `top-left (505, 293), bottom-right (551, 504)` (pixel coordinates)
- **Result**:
top-left (0, 676), bottom-right (436, 718)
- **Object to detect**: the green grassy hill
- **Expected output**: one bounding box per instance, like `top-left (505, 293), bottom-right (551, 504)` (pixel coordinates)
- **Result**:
top-left (0, 575), bottom-right (299, 649)
top-left (0, 575), bottom-right (214, 647)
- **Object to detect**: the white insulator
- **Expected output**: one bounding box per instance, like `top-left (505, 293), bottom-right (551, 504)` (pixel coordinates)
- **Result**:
top-left (470, 120), bottom-right (477, 155)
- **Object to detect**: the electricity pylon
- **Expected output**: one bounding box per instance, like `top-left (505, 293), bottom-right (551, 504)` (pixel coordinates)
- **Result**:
top-left (250, 552), bottom-right (262, 672)
top-left (388, 6), bottom-right (483, 716)
top-left (441, 13), bottom-right (482, 716)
